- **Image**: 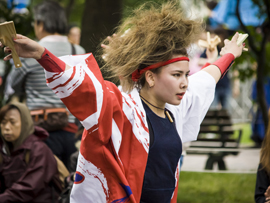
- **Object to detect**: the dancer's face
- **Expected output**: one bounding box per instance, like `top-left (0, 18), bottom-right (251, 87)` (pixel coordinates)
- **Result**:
top-left (152, 55), bottom-right (189, 106)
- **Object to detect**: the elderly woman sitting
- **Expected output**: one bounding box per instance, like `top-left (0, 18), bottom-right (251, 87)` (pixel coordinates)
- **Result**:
top-left (0, 102), bottom-right (61, 202)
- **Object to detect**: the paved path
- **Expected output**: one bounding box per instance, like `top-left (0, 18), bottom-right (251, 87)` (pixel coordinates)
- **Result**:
top-left (181, 146), bottom-right (260, 173)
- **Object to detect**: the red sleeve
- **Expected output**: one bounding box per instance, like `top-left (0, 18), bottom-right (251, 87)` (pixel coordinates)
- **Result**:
top-left (45, 54), bottom-right (123, 145)
top-left (200, 62), bottom-right (211, 70)
top-left (37, 48), bottom-right (66, 72)
top-left (212, 53), bottom-right (235, 78)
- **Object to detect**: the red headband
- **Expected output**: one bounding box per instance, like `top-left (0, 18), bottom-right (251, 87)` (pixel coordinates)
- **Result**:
top-left (131, 57), bottom-right (189, 82)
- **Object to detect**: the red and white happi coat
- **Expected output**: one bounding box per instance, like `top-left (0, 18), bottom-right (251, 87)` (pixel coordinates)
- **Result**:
top-left (44, 53), bottom-right (215, 203)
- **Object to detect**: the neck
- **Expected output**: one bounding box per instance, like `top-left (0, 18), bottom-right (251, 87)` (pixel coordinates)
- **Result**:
top-left (39, 32), bottom-right (61, 40)
top-left (140, 90), bottom-right (166, 118)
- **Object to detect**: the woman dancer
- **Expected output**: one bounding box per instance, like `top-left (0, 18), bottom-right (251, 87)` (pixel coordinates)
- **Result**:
top-left (2, 1), bottom-right (244, 202)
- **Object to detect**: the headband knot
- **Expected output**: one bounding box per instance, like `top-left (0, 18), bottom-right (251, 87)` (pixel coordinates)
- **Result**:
top-left (131, 69), bottom-right (141, 82)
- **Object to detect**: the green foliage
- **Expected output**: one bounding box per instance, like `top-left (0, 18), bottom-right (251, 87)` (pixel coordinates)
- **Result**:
top-left (0, 0), bottom-right (34, 52)
top-left (0, 2), bottom-right (33, 35)
top-left (0, 0), bottom-right (33, 77)
top-left (29, 0), bottom-right (85, 26)
top-left (0, 0), bottom-right (34, 105)
top-left (178, 172), bottom-right (256, 203)
top-left (233, 50), bottom-right (256, 82)
top-left (232, 24), bottom-right (270, 81)
top-left (265, 42), bottom-right (270, 76)
top-left (123, 0), bottom-right (165, 18)
top-left (0, 1), bottom-right (34, 57)
top-left (252, 0), bottom-right (268, 18)
top-left (65, 0), bottom-right (85, 25)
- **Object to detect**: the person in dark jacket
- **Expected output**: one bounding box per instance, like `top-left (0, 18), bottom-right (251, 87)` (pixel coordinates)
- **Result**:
top-left (0, 102), bottom-right (61, 203)
top-left (255, 108), bottom-right (270, 203)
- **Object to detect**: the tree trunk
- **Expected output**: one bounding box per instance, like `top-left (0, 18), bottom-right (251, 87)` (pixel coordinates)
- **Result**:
top-left (256, 36), bottom-right (269, 132)
top-left (236, 0), bottom-right (269, 131)
top-left (65, 0), bottom-right (75, 20)
top-left (80, 0), bottom-right (123, 58)
top-left (256, 54), bottom-right (268, 132)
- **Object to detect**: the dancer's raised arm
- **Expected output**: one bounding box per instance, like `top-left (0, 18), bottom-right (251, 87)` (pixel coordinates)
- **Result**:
top-left (202, 32), bottom-right (244, 83)
top-left (1, 34), bottom-right (72, 71)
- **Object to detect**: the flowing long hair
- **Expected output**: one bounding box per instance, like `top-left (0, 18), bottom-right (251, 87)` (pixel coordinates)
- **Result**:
top-left (100, 1), bottom-right (204, 92)
top-left (260, 109), bottom-right (270, 172)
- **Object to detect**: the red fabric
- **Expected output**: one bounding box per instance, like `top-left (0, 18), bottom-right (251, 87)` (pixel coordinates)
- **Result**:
top-left (42, 53), bottom-right (190, 202)
top-left (131, 57), bottom-right (189, 81)
top-left (212, 53), bottom-right (235, 78)
top-left (45, 54), bottom-right (149, 202)
top-left (37, 48), bottom-right (66, 72)
top-left (171, 166), bottom-right (180, 202)
top-left (200, 62), bottom-right (211, 70)
top-left (60, 68), bottom-right (98, 123)
top-left (63, 122), bottom-right (78, 133)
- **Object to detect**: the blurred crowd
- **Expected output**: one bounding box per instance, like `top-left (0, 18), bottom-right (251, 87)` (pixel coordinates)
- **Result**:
top-left (0, 0), bottom-right (269, 203)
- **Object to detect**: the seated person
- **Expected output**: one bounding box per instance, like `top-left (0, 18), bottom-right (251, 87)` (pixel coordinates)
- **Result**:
top-left (0, 102), bottom-right (61, 202)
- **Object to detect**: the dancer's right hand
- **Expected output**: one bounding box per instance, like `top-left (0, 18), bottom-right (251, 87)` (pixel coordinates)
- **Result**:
top-left (0, 34), bottom-right (45, 61)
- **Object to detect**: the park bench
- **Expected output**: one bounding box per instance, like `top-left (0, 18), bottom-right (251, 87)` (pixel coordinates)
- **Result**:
top-left (186, 109), bottom-right (243, 170)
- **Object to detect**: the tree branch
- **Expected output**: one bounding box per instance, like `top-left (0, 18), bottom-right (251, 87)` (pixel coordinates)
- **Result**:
top-left (253, 0), bottom-right (270, 132)
top-left (236, 0), bottom-right (259, 54)
top-left (260, 29), bottom-right (268, 52)
top-left (65, 0), bottom-right (75, 21)
top-left (258, 28), bottom-right (269, 130)
top-left (263, 0), bottom-right (270, 22)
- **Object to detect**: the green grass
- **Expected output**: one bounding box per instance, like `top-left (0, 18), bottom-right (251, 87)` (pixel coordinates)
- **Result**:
top-left (233, 123), bottom-right (253, 145)
top-left (177, 172), bottom-right (256, 203)
top-left (177, 123), bottom-right (256, 202)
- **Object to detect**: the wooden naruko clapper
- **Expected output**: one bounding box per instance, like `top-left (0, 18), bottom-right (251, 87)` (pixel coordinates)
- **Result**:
top-left (0, 21), bottom-right (22, 68)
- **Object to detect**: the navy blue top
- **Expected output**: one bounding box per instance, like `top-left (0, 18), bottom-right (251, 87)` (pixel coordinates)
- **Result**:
top-left (140, 101), bottom-right (182, 203)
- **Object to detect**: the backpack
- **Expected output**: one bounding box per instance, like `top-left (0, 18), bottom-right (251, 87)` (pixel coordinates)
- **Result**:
top-left (24, 150), bottom-right (70, 203)
top-left (24, 149), bottom-right (69, 188)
